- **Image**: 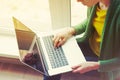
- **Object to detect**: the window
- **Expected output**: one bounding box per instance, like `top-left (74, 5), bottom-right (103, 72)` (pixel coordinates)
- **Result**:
top-left (0, 0), bottom-right (87, 31)
top-left (0, 0), bottom-right (52, 32)
top-left (49, 0), bottom-right (87, 29)
top-left (71, 0), bottom-right (87, 26)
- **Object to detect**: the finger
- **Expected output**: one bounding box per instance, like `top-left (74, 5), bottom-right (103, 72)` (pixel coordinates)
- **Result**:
top-left (72, 67), bottom-right (81, 73)
top-left (72, 66), bottom-right (92, 74)
top-left (72, 64), bottom-right (81, 69)
top-left (72, 66), bottom-right (79, 69)
top-left (57, 38), bottom-right (66, 47)
top-left (71, 65), bottom-right (85, 73)
top-left (52, 35), bottom-right (57, 42)
top-left (72, 67), bottom-right (86, 74)
top-left (53, 37), bottom-right (61, 47)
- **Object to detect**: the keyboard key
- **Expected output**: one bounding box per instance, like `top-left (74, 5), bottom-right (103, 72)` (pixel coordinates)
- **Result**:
top-left (42, 35), bottom-right (68, 68)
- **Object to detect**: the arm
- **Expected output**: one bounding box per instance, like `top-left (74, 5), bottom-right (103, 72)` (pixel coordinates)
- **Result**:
top-left (53, 7), bottom-right (93, 47)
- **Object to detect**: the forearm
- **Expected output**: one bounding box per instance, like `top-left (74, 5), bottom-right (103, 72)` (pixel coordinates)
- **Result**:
top-left (67, 27), bottom-right (76, 36)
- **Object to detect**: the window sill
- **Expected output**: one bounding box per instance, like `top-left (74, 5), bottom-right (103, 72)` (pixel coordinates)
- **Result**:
top-left (0, 27), bottom-right (19, 59)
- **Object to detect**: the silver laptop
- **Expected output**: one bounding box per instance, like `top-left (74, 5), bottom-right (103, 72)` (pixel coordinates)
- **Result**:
top-left (13, 17), bottom-right (86, 76)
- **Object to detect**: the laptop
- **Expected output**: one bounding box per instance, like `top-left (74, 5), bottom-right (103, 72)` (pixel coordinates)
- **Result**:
top-left (13, 17), bottom-right (86, 76)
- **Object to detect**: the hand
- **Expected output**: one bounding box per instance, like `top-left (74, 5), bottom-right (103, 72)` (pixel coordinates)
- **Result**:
top-left (53, 27), bottom-right (75, 47)
top-left (72, 61), bottom-right (100, 74)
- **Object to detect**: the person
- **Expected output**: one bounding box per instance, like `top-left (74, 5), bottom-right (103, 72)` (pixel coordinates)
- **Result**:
top-left (44, 0), bottom-right (120, 80)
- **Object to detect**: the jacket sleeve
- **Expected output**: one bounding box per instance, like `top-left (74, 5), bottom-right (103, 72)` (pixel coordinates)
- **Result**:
top-left (98, 58), bottom-right (120, 72)
top-left (98, 10), bottom-right (120, 72)
top-left (73, 19), bottom-right (87, 35)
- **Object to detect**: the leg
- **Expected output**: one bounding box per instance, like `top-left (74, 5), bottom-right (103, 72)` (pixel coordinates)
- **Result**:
top-left (78, 41), bottom-right (100, 77)
top-left (43, 74), bottom-right (61, 80)
top-left (78, 41), bottom-right (98, 61)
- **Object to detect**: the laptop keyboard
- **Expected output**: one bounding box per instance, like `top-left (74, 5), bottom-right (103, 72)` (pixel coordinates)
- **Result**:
top-left (42, 35), bottom-right (68, 69)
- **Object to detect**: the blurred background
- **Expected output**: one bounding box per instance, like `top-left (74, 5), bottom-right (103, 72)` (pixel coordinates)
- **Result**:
top-left (0, 0), bottom-right (87, 31)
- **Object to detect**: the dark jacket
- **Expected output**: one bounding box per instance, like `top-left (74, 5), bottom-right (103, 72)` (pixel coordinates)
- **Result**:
top-left (74, 0), bottom-right (120, 80)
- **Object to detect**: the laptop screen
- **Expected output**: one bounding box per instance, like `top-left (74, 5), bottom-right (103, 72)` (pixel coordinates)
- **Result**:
top-left (13, 17), bottom-right (47, 75)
